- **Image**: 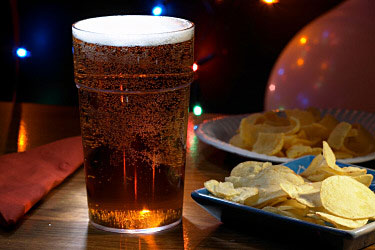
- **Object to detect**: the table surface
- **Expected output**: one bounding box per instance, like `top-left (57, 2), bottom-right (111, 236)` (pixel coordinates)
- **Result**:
top-left (0, 102), bottom-right (374, 250)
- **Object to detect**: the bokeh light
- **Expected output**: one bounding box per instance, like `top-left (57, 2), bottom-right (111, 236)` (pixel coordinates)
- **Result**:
top-left (269, 84), bottom-right (276, 92)
top-left (16, 47), bottom-right (30, 58)
top-left (193, 105), bottom-right (203, 116)
top-left (262, 0), bottom-right (279, 5)
top-left (152, 6), bottom-right (163, 16)
top-left (299, 36), bottom-right (307, 45)
top-left (192, 63), bottom-right (198, 72)
top-left (297, 58), bottom-right (304, 66)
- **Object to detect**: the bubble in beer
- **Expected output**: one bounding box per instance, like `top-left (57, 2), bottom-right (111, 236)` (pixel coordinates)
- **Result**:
top-left (72, 15), bottom-right (194, 47)
top-left (73, 15), bottom-right (194, 231)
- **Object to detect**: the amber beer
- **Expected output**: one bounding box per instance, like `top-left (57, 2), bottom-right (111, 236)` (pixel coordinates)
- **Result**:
top-left (72, 16), bottom-right (194, 233)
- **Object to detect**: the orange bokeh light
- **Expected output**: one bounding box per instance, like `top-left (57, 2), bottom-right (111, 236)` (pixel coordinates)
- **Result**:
top-left (299, 36), bottom-right (307, 45)
top-left (321, 62), bottom-right (328, 70)
top-left (192, 63), bottom-right (198, 72)
top-left (297, 58), bottom-right (304, 66)
top-left (269, 84), bottom-right (276, 92)
top-left (262, 0), bottom-right (279, 4)
top-left (17, 120), bottom-right (28, 152)
top-left (140, 209), bottom-right (151, 215)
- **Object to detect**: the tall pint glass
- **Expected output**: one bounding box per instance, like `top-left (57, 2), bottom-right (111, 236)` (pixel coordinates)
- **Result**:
top-left (72, 16), bottom-right (194, 233)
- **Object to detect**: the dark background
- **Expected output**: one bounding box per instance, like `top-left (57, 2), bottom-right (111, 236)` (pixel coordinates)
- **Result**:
top-left (1, 0), bottom-right (344, 114)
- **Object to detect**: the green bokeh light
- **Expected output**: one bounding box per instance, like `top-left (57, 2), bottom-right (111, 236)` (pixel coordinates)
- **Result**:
top-left (193, 105), bottom-right (203, 116)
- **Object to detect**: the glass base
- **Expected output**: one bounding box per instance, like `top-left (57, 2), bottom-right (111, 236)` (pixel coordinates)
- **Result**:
top-left (90, 218), bottom-right (181, 234)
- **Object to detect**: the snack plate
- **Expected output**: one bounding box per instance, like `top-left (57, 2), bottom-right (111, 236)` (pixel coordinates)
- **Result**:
top-left (191, 155), bottom-right (375, 249)
top-left (191, 156), bottom-right (375, 249)
top-left (194, 108), bottom-right (375, 163)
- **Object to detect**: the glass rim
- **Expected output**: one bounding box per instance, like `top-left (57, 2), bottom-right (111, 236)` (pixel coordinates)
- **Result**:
top-left (72, 15), bottom-right (195, 37)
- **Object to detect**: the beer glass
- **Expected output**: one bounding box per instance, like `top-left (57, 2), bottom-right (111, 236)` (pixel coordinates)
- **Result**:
top-left (72, 16), bottom-right (194, 233)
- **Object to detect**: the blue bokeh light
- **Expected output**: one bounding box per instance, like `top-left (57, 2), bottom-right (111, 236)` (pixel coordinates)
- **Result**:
top-left (16, 48), bottom-right (30, 58)
top-left (152, 6), bottom-right (163, 16)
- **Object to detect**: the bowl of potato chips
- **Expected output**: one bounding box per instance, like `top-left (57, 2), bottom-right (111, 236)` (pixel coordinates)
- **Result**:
top-left (195, 108), bottom-right (375, 163)
top-left (191, 143), bottom-right (375, 249)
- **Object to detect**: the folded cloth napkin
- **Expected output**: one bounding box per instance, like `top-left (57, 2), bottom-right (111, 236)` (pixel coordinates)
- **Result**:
top-left (0, 136), bottom-right (83, 227)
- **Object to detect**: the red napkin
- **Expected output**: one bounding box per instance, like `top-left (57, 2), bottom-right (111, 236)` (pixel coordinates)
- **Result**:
top-left (0, 136), bottom-right (83, 227)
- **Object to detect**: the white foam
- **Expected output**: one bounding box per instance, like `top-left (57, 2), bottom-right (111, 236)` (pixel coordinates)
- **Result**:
top-left (72, 15), bottom-right (194, 47)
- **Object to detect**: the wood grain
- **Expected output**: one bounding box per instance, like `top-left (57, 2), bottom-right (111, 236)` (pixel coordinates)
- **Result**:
top-left (0, 102), bottom-right (14, 154)
top-left (0, 103), bottom-right (374, 249)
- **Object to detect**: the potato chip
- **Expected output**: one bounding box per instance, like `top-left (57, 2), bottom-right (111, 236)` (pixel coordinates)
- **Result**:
top-left (320, 165), bottom-right (366, 178)
top-left (204, 152), bottom-right (375, 230)
top-left (252, 132), bottom-right (284, 156)
top-left (305, 173), bottom-right (328, 182)
top-left (300, 154), bottom-right (324, 177)
top-left (276, 203), bottom-right (302, 211)
top-left (204, 180), bottom-right (260, 205)
top-left (227, 164), bottom-right (304, 189)
top-left (347, 128), bottom-right (358, 138)
top-left (268, 204), bottom-right (319, 223)
top-left (230, 187), bottom-right (259, 205)
top-left (280, 182), bottom-right (322, 208)
top-left (229, 134), bottom-right (252, 150)
top-left (275, 151), bottom-right (286, 157)
top-left (306, 107), bottom-right (321, 122)
top-left (311, 147), bottom-right (323, 156)
top-left (232, 108), bottom-right (374, 159)
top-left (285, 109), bottom-right (316, 126)
top-left (254, 165), bottom-right (305, 187)
top-left (260, 117), bottom-right (300, 135)
top-left (296, 191), bottom-right (322, 208)
top-left (239, 119), bottom-right (260, 147)
top-left (301, 214), bottom-right (326, 226)
top-left (318, 166), bottom-right (342, 178)
top-left (301, 123), bottom-right (329, 141)
top-left (339, 166), bottom-right (367, 176)
top-left (299, 129), bottom-right (309, 138)
top-left (241, 113), bottom-right (265, 126)
top-left (277, 198), bottom-right (307, 210)
top-left (304, 145), bottom-right (369, 177)
top-left (225, 175), bottom-right (253, 188)
top-left (352, 174), bottom-right (373, 187)
top-left (316, 212), bottom-right (368, 230)
top-left (286, 144), bottom-right (312, 158)
top-left (333, 151), bottom-right (353, 159)
top-left (214, 182), bottom-right (238, 198)
top-left (230, 161), bottom-right (271, 177)
top-left (263, 111), bottom-right (290, 126)
top-left (204, 180), bottom-right (219, 195)
top-left (204, 180), bottom-right (239, 199)
top-left (279, 182), bottom-right (306, 199)
top-left (262, 206), bottom-right (301, 219)
top-left (343, 123), bottom-right (375, 156)
top-left (277, 207), bottom-right (308, 218)
top-left (321, 176), bottom-right (375, 219)
top-left (301, 153), bottom-right (341, 182)
top-left (283, 135), bottom-right (298, 149)
top-left (229, 164), bottom-right (304, 208)
top-left (327, 122), bottom-right (352, 150)
top-left (322, 141), bottom-right (336, 169)
top-left (283, 135), bottom-right (316, 150)
top-left (319, 114), bottom-right (339, 133)
top-left (255, 191), bottom-right (288, 208)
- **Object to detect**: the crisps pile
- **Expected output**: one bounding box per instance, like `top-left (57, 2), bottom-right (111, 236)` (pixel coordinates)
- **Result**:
top-left (204, 142), bottom-right (375, 230)
top-left (229, 107), bottom-right (375, 159)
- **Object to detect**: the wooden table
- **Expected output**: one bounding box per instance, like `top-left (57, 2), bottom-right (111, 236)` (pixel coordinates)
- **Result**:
top-left (0, 102), bottom-right (374, 249)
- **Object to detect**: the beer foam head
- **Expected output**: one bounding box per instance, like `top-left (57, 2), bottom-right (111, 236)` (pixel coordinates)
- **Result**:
top-left (72, 15), bottom-right (194, 47)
